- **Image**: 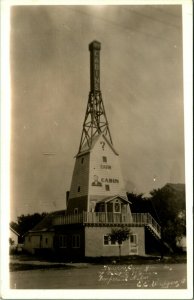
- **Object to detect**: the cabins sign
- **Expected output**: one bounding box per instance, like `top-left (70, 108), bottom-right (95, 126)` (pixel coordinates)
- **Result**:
top-left (92, 175), bottom-right (119, 186)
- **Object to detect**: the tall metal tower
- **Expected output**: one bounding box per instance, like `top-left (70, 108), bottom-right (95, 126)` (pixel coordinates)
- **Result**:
top-left (67, 40), bottom-right (128, 214)
top-left (78, 41), bottom-right (113, 154)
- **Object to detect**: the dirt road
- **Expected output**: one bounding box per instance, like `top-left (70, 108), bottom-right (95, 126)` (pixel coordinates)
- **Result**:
top-left (10, 263), bottom-right (186, 289)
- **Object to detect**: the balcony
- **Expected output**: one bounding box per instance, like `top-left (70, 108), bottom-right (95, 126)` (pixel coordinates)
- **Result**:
top-left (53, 212), bottom-right (161, 239)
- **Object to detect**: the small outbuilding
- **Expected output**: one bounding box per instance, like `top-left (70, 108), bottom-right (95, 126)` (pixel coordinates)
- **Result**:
top-left (10, 226), bottom-right (19, 248)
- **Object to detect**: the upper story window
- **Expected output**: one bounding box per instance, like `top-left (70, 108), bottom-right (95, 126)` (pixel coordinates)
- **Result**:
top-left (114, 201), bottom-right (121, 213)
top-left (78, 186), bottom-right (81, 192)
top-left (98, 204), bottom-right (105, 212)
top-left (74, 208), bottom-right (78, 214)
top-left (102, 156), bottom-right (107, 163)
top-left (105, 184), bottom-right (110, 191)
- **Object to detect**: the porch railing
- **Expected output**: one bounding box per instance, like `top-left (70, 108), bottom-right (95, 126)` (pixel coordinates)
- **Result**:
top-left (53, 212), bottom-right (161, 238)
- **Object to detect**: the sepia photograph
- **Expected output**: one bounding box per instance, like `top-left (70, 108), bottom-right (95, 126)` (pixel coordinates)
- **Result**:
top-left (1, 0), bottom-right (193, 299)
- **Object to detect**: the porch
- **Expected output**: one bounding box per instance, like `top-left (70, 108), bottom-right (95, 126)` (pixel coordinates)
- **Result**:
top-left (52, 212), bottom-right (161, 239)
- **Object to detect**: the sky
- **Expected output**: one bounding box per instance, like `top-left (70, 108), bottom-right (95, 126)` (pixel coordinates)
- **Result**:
top-left (10, 5), bottom-right (185, 221)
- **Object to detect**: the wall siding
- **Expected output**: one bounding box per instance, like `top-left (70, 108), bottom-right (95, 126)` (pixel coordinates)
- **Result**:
top-left (24, 225), bottom-right (145, 257)
top-left (68, 135), bottom-right (130, 214)
top-left (85, 227), bottom-right (129, 257)
top-left (24, 232), bottom-right (54, 254)
top-left (54, 226), bottom-right (85, 257)
top-left (69, 153), bottom-right (90, 200)
top-left (66, 195), bottom-right (88, 214)
top-left (88, 136), bottom-right (127, 205)
top-left (85, 226), bottom-right (145, 257)
top-left (130, 227), bottom-right (145, 256)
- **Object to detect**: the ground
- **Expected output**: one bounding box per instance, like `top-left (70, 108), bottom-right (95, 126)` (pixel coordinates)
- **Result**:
top-left (9, 254), bottom-right (187, 289)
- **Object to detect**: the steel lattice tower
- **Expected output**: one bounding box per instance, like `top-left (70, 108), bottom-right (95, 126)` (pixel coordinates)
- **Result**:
top-left (78, 41), bottom-right (113, 154)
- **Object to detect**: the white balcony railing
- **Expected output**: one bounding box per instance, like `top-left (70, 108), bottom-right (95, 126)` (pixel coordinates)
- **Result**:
top-left (53, 212), bottom-right (161, 238)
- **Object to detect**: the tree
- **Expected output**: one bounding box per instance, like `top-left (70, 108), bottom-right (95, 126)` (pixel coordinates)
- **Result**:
top-left (10, 212), bottom-right (48, 240)
top-left (108, 227), bottom-right (131, 259)
top-left (127, 192), bottom-right (144, 201)
top-left (127, 192), bottom-right (160, 225)
top-left (150, 183), bottom-right (186, 251)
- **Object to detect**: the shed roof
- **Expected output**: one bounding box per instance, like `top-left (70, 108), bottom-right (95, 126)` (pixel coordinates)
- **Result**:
top-left (28, 210), bottom-right (66, 233)
top-left (10, 226), bottom-right (20, 236)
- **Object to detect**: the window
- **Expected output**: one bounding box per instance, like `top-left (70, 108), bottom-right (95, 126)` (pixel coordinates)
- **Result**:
top-left (129, 234), bottom-right (138, 255)
top-left (114, 201), bottom-right (121, 213)
top-left (102, 156), bottom-right (107, 163)
top-left (59, 235), bottom-right (67, 248)
top-left (78, 186), bottom-right (81, 192)
top-left (130, 234), bottom-right (137, 244)
top-left (103, 235), bottom-right (122, 246)
top-left (74, 208), bottom-right (78, 214)
top-left (110, 239), bottom-right (117, 245)
top-left (105, 184), bottom-right (110, 191)
top-left (98, 204), bottom-right (105, 212)
top-left (45, 238), bottom-right (48, 244)
top-left (72, 234), bottom-right (80, 248)
top-left (104, 235), bottom-right (109, 245)
top-left (81, 157), bottom-right (84, 164)
top-left (107, 202), bottom-right (113, 212)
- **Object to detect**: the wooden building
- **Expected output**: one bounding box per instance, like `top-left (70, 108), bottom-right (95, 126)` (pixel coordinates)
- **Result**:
top-left (10, 226), bottom-right (19, 247)
top-left (24, 41), bottom-right (161, 258)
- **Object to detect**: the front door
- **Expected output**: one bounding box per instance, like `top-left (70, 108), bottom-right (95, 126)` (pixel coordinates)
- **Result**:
top-left (129, 234), bottom-right (138, 255)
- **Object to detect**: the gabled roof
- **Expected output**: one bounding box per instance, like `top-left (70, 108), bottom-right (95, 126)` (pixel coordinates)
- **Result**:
top-left (76, 133), bottom-right (118, 157)
top-left (27, 210), bottom-right (66, 233)
top-left (10, 226), bottom-right (20, 236)
top-left (96, 195), bottom-right (131, 204)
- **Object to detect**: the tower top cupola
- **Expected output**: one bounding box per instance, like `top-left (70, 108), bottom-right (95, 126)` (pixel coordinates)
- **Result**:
top-left (89, 40), bottom-right (101, 92)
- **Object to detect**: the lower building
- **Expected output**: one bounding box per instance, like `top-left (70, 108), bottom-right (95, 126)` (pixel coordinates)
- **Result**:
top-left (24, 207), bottom-right (161, 258)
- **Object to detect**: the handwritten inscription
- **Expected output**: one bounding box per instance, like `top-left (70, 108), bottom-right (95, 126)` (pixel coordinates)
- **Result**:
top-left (98, 265), bottom-right (186, 288)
